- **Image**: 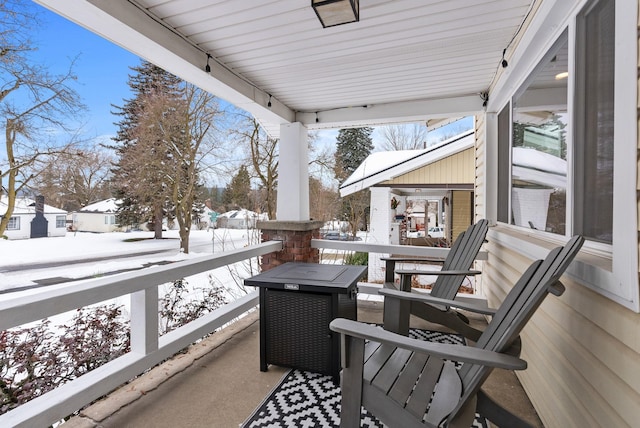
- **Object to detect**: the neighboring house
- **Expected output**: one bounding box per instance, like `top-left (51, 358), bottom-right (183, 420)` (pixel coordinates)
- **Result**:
top-left (341, 131), bottom-right (475, 282)
top-left (0, 196), bottom-right (67, 240)
top-left (73, 198), bottom-right (120, 233)
top-left (216, 209), bottom-right (268, 229)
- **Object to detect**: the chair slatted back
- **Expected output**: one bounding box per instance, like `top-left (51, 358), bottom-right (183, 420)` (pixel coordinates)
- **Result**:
top-left (431, 219), bottom-right (489, 301)
top-left (455, 236), bottom-right (584, 415)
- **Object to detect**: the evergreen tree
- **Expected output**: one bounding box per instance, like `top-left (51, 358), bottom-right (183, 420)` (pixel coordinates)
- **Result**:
top-left (110, 61), bottom-right (183, 238)
top-left (222, 165), bottom-right (252, 210)
top-left (334, 128), bottom-right (374, 235)
top-left (334, 127), bottom-right (374, 181)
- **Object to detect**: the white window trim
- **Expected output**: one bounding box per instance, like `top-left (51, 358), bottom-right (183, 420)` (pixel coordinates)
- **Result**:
top-left (486, 0), bottom-right (639, 312)
top-left (7, 216), bottom-right (20, 230)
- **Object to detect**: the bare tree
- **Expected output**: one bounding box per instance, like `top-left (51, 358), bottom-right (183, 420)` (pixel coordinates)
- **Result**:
top-left (0, 1), bottom-right (85, 236)
top-left (227, 114), bottom-right (278, 219)
top-left (378, 123), bottom-right (427, 151)
top-left (309, 176), bottom-right (339, 222)
top-left (130, 84), bottom-right (220, 253)
top-left (33, 148), bottom-right (113, 211)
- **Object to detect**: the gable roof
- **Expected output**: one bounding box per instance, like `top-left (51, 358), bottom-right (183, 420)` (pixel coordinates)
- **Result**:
top-left (0, 196), bottom-right (67, 215)
top-left (79, 198), bottom-right (119, 213)
top-left (340, 131), bottom-right (475, 196)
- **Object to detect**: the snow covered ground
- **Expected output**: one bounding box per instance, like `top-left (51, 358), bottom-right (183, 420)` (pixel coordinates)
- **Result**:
top-left (0, 229), bottom-right (261, 293)
top-left (0, 228), bottom-right (368, 298)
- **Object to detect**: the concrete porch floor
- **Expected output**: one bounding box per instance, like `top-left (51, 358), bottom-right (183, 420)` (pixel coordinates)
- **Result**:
top-left (62, 300), bottom-right (543, 428)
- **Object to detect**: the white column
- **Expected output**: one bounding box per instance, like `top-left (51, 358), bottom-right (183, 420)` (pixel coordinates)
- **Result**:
top-left (276, 122), bottom-right (309, 221)
top-left (367, 187), bottom-right (393, 283)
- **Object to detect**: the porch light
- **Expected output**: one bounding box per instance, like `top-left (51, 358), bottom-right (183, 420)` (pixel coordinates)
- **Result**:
top-left (312, 0), bottom-right (359, 28)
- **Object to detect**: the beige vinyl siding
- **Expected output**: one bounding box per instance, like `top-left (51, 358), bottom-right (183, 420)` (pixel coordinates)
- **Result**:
top-left (451, 190), bottom-right (472, 241)
top-left (484, 233), bottom-right (640, 427)
top-left (382, 148), bottom-right (474, 186)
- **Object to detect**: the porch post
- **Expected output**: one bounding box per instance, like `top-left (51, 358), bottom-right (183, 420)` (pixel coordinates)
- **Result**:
top-left (367, 187), bottom-right (393, 283)
top-left (259, 122), bottom-right (321, 271)
top-left (276, 122), bottom-right (309, 221)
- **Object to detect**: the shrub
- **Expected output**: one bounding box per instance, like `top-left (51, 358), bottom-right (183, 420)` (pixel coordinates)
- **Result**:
top-left (0, 305), bottom-right (129, 415)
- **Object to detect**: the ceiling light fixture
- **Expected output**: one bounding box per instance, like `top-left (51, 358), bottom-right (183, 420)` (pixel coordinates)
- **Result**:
top-left (555, 71), bottom-right (569, 80)
top-left (312, 0), bottom-right (359, 28)
top-left (315, 112), bottom-right (319, 123)
top-left (205, 54), bottom-right (212, 73)
top-left (267, 94), bottom-right (272, 108)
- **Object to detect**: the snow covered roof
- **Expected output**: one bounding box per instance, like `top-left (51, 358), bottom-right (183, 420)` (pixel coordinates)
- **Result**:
top-left (80, 198), bottom-right (119, 213)
top-left (340, 131), bottom-right (475, 196)
top-left (512, 147), bottom-right (567, 188)
top-left (0, 196), bottom-right (67, 215)
top-left (219, 209), bottom-right (269, 221)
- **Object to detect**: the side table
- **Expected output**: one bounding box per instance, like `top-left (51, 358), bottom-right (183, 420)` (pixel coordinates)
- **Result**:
top-left (244, 262), bottom-right (366, 382)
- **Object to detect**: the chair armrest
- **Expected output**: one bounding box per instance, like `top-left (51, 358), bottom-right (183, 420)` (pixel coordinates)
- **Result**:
top-left (329, 318), bottom-right (526, 371)
top-left (379, 288), bottom-right (497, 315)
top-left (395, 269), bottom-right (482, 276)
top-left (381, 256), bottom-right (445, 264)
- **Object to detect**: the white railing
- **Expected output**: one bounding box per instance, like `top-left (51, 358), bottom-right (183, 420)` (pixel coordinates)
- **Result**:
top-left (0, 241), bottom-right (282, 428)
top-left (312, 239), bottom-right (488, 305)
top-left (0, 238), bottom-right (480, 427)
top-left (312, 239), bottom-right (487, 260)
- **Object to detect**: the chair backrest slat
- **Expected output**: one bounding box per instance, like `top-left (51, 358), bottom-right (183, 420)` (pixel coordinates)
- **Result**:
top-left (454, 236), bottom-right (584, 414)
top-left (431, 219), bottom-right (489, 300)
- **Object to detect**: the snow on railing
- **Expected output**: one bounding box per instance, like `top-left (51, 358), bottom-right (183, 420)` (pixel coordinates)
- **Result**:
top-left (0, 241), bottom-right (282, 428)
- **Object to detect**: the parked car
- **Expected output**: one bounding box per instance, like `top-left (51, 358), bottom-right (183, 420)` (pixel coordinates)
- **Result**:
top-left (427, 226), bottom-right (445, 238)
top-left (321, 231), bottom-right (362, 241)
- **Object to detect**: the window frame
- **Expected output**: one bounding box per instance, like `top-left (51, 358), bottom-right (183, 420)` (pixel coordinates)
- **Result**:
top-left (7, 216), bottom-right (20, 230)
top-left (56, 215), bottom-right (66, 228)
top-left (490, 0), bottom-right (639, 312)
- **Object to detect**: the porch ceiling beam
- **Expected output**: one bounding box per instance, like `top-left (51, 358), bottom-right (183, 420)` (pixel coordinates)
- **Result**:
top-left (298, 94), bottom-right (483, 130)
top-left (35, 0), bottom-right (295, 127)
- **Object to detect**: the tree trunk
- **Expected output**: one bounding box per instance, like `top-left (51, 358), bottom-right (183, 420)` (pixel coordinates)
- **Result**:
top-left (0, 122), bottom-right (18, 237)
top-left (153, 204), bottom-right (163, 239)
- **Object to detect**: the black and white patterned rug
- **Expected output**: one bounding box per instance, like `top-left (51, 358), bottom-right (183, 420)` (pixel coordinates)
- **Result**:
top-left (242, 328), bottom-right (488, 428)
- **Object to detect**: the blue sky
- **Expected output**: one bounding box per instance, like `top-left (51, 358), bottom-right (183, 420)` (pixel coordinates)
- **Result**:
top-left (32, 5), bottom-right (140, 143)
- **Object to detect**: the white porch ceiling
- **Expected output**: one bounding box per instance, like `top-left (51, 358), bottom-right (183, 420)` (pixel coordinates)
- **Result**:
top-left (36, 0), bottom-right (536, 137)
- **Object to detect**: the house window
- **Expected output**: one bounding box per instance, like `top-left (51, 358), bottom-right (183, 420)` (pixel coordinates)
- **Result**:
top-left (511, 31), bottom-right (568, 235)
top-left (56, 216), bottom-right (66, 228)
top-left (7, 216), bottom-right (19, 230)
top-left (574, 0), bottom-right (615, 244)
top-left (105, 215), bottom-right (115, 225)
top-left (494, 0), bottom-right (638, 311)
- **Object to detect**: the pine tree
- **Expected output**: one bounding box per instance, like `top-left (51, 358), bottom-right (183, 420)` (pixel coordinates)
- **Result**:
top-left (334, 127), bottom-right (374, 181)
top-left (334, 127), bottom-right (374, 235)
top-left (222, 165), bottom-right (252, 210)
top-left (110, 61), bottom-right (183, 238)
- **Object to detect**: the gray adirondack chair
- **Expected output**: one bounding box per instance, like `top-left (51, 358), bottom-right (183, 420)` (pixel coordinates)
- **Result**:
top-left (382, 219), bottom-right (489, 340)
top-left (330, 235), bottom-right (584, 428)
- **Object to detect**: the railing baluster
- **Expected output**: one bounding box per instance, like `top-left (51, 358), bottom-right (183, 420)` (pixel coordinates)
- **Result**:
top-left (131, 286), bottom-right (159, 354)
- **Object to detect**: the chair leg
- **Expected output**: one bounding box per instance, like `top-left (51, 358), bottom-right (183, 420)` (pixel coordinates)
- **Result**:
top-left (383, 295), bottom-right (410, 335)
top-left (340, 336), bottom-right (365, 428)
top-left (476, 389), bottom-right (535, 428)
